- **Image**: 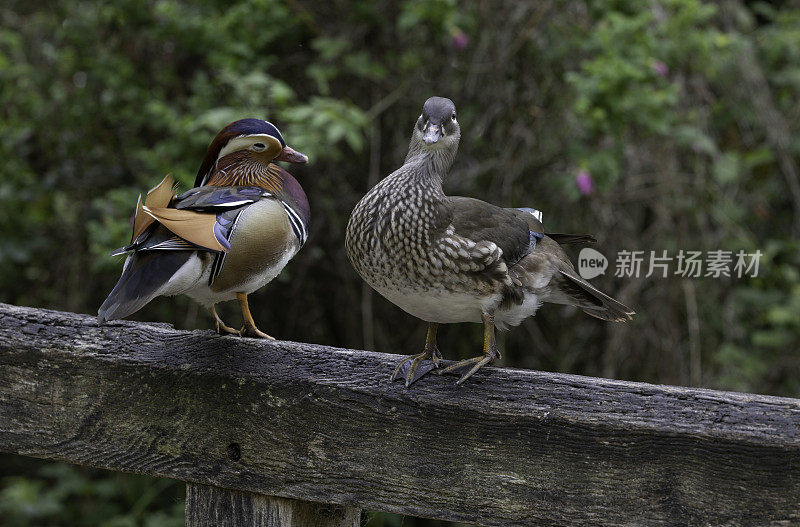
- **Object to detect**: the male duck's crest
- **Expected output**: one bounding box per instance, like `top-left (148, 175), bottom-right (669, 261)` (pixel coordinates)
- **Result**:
top-left (195, 118), bottom-right (307, 187)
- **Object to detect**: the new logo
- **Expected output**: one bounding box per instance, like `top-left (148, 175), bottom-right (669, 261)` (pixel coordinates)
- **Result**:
top-left (578, 248), bottom-right (608, 279)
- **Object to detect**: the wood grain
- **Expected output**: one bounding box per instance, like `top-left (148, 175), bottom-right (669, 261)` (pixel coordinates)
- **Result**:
top-left (185, 484), bottom-right (360, 527)
top-left (1, 303), bottom-right (800, 526)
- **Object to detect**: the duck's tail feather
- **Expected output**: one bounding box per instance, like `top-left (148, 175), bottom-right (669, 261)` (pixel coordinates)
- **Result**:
top-left (97, 251), bottom-right (189, 323)
top-left (547, 233), bottom-right (597, 245)
top-left (557, 269), bottom-right (635, 322)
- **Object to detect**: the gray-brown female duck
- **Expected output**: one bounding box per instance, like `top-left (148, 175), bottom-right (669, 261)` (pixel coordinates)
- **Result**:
top-left (345, 97), bottom-right (633, 385)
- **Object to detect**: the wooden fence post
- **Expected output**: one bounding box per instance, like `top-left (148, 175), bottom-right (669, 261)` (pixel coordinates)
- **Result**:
top-left (185, 484), bottom-right (361, 527)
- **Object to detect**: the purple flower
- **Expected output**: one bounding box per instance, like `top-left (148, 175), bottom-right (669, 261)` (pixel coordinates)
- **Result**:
top-left (575, 170), bottom-right (593, 196)
top-left (452, 29), bottom-right (468, 50)
top-left (652, 60), bottom-right (669, 77)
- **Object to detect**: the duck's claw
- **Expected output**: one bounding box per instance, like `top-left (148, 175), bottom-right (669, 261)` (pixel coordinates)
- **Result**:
top-left (436, 349), bottom-right (496, 385)
top-left (391, 346), bottom-right (442, 387)
top-left (239, 325), bottom-right (275, 339)
top-left (236, 292), bottom-right (275, 340)
top-left (209, 305), bottom-right (240, 336)
top-left (436, 312), bottom-right (498, 385)
top-left (216, 323), bottom-right (240, 336)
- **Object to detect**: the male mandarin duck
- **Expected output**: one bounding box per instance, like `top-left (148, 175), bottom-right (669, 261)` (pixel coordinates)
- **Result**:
top-left (345, 97), bottom-right (634, 386)
top-left (98, 119), bottom-right (310, 338)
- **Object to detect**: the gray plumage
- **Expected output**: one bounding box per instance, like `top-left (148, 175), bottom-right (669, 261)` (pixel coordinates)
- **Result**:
top-left (345, 96), bottom-right (633, 385)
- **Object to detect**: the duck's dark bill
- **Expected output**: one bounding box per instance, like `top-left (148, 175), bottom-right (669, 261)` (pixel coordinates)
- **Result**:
top-left (276, 145), bottom-right (309, 164)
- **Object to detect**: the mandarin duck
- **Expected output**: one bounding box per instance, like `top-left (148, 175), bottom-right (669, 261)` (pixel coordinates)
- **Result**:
top-left (98, 119), bottom-right (310, 338)
top-left (345, 97), bottom-right (634, 385)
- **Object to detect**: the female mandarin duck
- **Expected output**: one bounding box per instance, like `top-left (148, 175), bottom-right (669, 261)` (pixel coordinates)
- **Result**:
top-left (345, 97), bottom-right (634, 385)
top-left (98, 119), bottom-right (309, 338)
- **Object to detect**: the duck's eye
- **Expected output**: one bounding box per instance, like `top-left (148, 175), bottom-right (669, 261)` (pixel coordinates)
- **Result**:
top-left (252, 142), bottom-right (266, 151)
top-left (451, 111), bottom-right (457, 120)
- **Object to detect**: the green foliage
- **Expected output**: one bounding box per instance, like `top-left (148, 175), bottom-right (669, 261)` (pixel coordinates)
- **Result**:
top-left (566, 0), bottom-right (725, 185)
top-left (716, 239), bottom-right (800, 393)
top-left (0, 461), bottom-right (183, 527)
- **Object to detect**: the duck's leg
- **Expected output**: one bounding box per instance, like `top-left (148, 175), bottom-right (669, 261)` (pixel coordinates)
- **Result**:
top-left (437, 312), bottom-right (499, 385)
top-left (391, 322), bottom-right (442, 386)
top-left (236, 293), bottom-right (275, 340)
top-left (209, 305), bottom-right (239, 336)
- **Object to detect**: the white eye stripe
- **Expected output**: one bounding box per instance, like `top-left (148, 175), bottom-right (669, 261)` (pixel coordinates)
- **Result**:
top-left (217, 134), bottom-right (282, 161)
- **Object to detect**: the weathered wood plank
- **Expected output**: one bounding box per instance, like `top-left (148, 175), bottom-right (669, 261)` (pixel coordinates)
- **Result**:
top-left (1, 302), bottom-right (799, 526)
top-left (185, 484), bottom-right (360, 527)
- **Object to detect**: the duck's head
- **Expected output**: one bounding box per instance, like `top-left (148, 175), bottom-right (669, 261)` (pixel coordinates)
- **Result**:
top-left (410, 97), bottom-right (461, 154)
top-left (195, 118), bottom-right (308, 187)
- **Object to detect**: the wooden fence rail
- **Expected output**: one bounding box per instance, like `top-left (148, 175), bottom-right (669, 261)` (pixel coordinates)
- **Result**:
top-left (1, 302), bottom-right (799, 526)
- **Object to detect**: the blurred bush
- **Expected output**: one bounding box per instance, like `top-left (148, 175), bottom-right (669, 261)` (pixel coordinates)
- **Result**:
top-left (0, 458), bottom-right (183, 527)
top-left (1, 0), bottom-right (799, 525)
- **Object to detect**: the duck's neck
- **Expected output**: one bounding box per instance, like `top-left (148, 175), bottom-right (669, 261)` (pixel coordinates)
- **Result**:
top-left (404, 146), bottom-right (457, 189)
top-left (206, 151), bottom-right (283, 193)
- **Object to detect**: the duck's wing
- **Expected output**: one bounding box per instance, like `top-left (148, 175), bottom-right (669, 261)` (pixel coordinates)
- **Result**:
top-left (129, 174), bottom-right (179, 243)
top-left (445, 197), bottom-right (631, 320)
top-left (100, 185), bottom-right (273, 322)
top-left (172, 186), bottom-right (271, 211)
top-left (175, 186), bottom-right (290, 287)
top-left (547, 233), bottom-right (597, 245)
top-left (159, 186), bottom-right (273, 252)
top-left (98, 249), bottom-right (196, 323)
top-left (113, 186), bottom-right (272, 255)
top-left (512, 207), bottom-right (596, 245)
top-left (445, 196), bottom-right (536, 269)
top-left (526, 237), bottom-right (634, 321)
top-left (446, 197), bottom-right (599, 267)
top-left (111, 223), bottom-right (199, 255)
top-left (554, 265), bottom-right (635, 321)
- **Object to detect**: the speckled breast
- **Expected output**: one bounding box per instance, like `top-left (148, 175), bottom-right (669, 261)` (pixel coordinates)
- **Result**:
top-left (346, 180), bottom-right (461, 294)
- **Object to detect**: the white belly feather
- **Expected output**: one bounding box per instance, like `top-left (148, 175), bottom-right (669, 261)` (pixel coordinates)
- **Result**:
top-left (372, 282), bottom-right (541, 329)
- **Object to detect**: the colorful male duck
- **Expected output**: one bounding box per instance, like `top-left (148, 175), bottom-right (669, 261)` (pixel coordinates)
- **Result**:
top-left (345, 97), bottom-right (634, 385)
top-left (98, 119), bottom-right (310, 338)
